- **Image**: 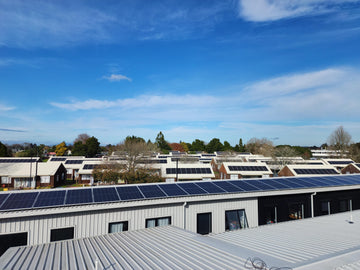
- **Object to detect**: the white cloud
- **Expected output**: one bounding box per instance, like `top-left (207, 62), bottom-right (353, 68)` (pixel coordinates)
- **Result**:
top-left (44, 66), bottom-right (360, 145)
top-left (50, 94), bottom-right (218, 111)
top-left (102, 74), bottom-right (132, 82)
top-left (238, 0), bottom-right (358, 22)
top-left (0, 0), bottom-right (115, 48)
top-left (0, 104), bottom-right (15, 111)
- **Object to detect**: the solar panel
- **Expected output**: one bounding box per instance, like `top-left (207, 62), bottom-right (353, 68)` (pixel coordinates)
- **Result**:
top-left (0, 192), bottom-right (39, 210)
top-left (83, 164), bottom-right (97, 170)
top-left (51, 157), bottom-right (66, 162)
top-left (273, 178), bottom-right (307, 188)
top-left (177, 182), bottom-right (208, 195)
top-left (138, 185), bottom-right (167, 199)
top-left (228, 180), bottom-right (261, 191)
top-left (327, 161), bottom-right (353, 165)
top-left (33, 190), bottom-right (66, 207)
top-left (195, 182), bottom-right (227, 194)
top-left (93, 187), bottom-right (119, 203)
top-left (0, 193), bottom-right (10, 208)
top-left (294, 168), bottom-right (338, 175)
top-left (247, 180), bottom-right (277, 190)
top-left (294, 177), bottom-right (324, 187)
top-left (65, 160), bottom-right (83, 164)
top-left (116, 186), bottom-right (144, 200)
top-left (261, 179), bottom-right (291, 189)
top-left (65, 189), bottom-right (93, 205)
top-left (166, 168), bottom-right (212, 174)
top-left (228, 166), bottom-right (268, 172)
top-left (212, 181), bottom-right (244, 192)
top-left (158, 184), bottom-right (188, 196)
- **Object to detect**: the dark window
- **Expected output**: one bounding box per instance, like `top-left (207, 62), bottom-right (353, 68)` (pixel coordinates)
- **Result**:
top-left (0, 232), bottom-right (27, 256)
top-left (225, 209), bottom-right (248, 231)
top-left (288, 203), bottom-right (304, 220)
top-left (320, 201), bottom-right (330, 215)
top-left (339, 199), bottom-right (350, 212)
top-left (197, 212), bottom-right (212, 235)
top-left (108, 221), bottom-right (129, 233)
top-left (146, 216), bottom-right (171, 228)
top-left (50, 227), bottom-right (74, 242)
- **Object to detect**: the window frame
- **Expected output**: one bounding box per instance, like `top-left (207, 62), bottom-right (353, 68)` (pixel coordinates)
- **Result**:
top-left (225, 209), bottom-right (249, 231)
top-left (108, 221), bottom-right (129, 233)
top-left (145, 216), bottom-right (171, 228)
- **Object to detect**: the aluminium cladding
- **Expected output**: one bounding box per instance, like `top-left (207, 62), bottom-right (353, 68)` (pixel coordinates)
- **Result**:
top-left (1, 174), bottom-right (360, 212)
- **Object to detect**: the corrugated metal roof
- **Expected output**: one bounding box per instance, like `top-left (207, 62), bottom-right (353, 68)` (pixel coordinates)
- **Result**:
top-left (2, 211), bottom-right (360, 269)
top-left (0, 226), bottom-right (248, 270)
top-left (211, 210), bottom-right (360, 269)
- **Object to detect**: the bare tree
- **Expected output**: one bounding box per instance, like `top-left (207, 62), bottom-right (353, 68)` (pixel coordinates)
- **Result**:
top-left (246, 138), bottom-right (274, 157)
top-left (115, 136), bottom-right (159, 175)
top-left (74, 133), bottom-right (90, 144)
top-left (273, 146), bottom-right (299, 167)
top-left (328, 126), bottom-right (352, 157)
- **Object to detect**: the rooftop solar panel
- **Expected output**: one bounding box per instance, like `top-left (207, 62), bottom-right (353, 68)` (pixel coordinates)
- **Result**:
top-left (158, 184), bottom-right (188, 196)
top-left (33, 190), bottom-right (66, 208)
top-left (116, 186), bottom-right (144, 200)
top-left (50, 157), bottom-right (66, 162)
top-left (177, 182), bottom-right (208, 195)
top-left (0, 192), bottom-right (39, 210)
top-left (327, 161), bottom-right (354, 165)
top-left (65, 189), bottom-right (93, 205)
top-left (228, 180), bottom-right (260, 191)
top-left (0, 193), bottom-right (10, 208)
top-left (228, 166), bottom-right (269, 172)
top-left (65, 160), bottom-right (83, 165)
top-left (212, 181), bottom-right (244, 192)
top-left (277, 178), bottom-right (309, 188)
top-left (247, 180), bottom-right (277, 190)
top-left (138, 185), bottom-right (167, 199)
top-left (261, 179), bottom-right (291, 189)
top-left (93, 187), bottom-right (119, 203)
top-left (195, 182), bottom-right (227, 194)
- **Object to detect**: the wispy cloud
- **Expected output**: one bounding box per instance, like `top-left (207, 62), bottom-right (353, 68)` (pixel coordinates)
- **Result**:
top-left (238, 0), bottom-right (358, 22)
top-left (0, 0), bottom-right (116, 48)
top-left (0, 128), bottom-right (26, 133)
top-left (50, 94), bottom-right (218, 111)
top-left (102, 74), bottom-right (132, 82)
top-left (0, 104), bottom-right (15, 111)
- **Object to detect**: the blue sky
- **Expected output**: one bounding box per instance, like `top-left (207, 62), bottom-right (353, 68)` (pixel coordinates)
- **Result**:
top-left (1, 0), bottom-right (360, 147)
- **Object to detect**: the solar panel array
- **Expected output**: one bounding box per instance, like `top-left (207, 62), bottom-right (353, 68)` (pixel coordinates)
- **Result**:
top-left (0, 159), bottom-right (38, 163)
top-left (166, 168), bottom-right (212, 174)
top-left (65, 160), bottom-right (84, 165)
top-left (1, 175), bottom-right (360, 212)
top-left (294, 168), bottom-right (338, 175)
top-left (83, 164), bottom-right (98, 170)
top-left (50, 158), bottom-right (67, 162)
top-left (327, 161), bottom-right (354, 165)
top-left (228, 166), bottom-right (269, 172)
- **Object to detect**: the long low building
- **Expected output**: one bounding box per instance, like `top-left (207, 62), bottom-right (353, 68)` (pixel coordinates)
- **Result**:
top-left (1, 210), bottom-right (360, 269)
top-left (1, 174), bottom-right (360, 256)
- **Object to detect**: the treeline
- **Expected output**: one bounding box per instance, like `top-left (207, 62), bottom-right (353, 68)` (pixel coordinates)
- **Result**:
top-left (2, 126), bottom-right (360, 161)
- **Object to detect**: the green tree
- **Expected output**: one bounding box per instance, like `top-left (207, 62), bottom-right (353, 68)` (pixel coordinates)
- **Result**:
top-left (206, 138), bottom-right (224, 153)
top-left (190, 139), bottom-right (206, 152)
top-left (0, 142), bottom-right (10, 157)
top-left (71, 141), bottom-right (87, 156)
top-left (55, 141), bottom-right (67, 156)
top-left (85, 136), bottom-right (101, 157)
top-left (155, 131), bottom-right (171, 152)
top-left (223, 141), bottom-right (233, 151)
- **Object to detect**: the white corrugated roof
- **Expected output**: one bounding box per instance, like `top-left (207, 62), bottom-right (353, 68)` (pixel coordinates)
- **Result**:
top-left (2, 211), bottom-right (360, 269)
top-left (0, 162), bottom-right (63, 177)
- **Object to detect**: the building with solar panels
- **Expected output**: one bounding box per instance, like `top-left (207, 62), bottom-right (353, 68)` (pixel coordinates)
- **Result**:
top-left (322, 158), bottom-right (355, 170)
top-left (278, 164), bottom-right (340, 177)
top-left (1, 174), bottom-right (360, 256)
top-left (219, 162), bottom-right (273, 179)
top-left (342, 163), bottom-right (360, 174)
